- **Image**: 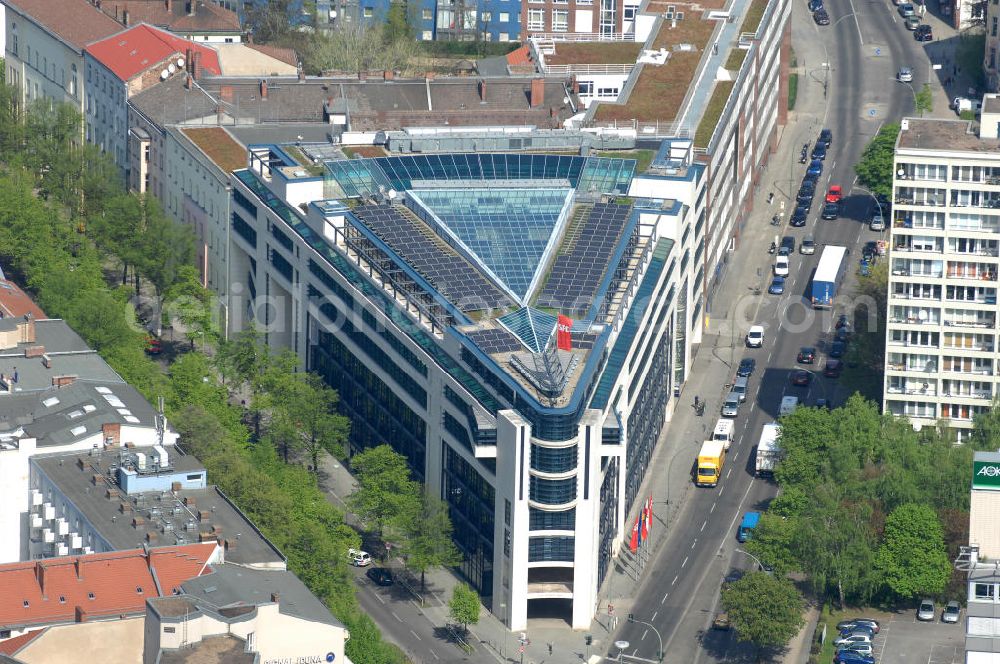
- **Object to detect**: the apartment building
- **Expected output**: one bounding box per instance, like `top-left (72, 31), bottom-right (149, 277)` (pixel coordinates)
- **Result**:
top-left (886, 111), bottom-right (1000, 439)
top-left (955, 451), bottom-right (1000, 663)
top-left (227, 143), bottom-right (705, 629)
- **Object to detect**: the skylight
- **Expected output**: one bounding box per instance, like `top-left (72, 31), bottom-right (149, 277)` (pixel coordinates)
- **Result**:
top-left (67, 410), bottom-right (84, 419)
top-left (95, 387), bottom-right (112, 394)
top-left (124, 416), bottom-right (140, 424)
top-left (83, 404), bottom-right (97, 413)
top-left (69, 425), bottom-right (87, 437)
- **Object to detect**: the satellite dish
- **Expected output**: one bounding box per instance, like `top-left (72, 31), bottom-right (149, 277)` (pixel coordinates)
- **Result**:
top-left (167, 64), bottom-right (177, 74)
top-left (387, 189), bottom-right (397, 199)
top-left (177, 57), bottom-right (185, 68)
top-left (160, 69), bottom-right (169, 80)
top-left (918, 310), bottom-right (928, 321)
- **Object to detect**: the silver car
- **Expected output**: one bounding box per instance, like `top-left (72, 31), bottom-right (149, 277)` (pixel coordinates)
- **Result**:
top-left (942, 601), bottom-right (961, 623)
top-left (917, 599), bottom-right (935, 621)
top-left (870, 213), bottom-right (885, 231)
top-left (801, 234), bottom-right (816, 255)
top-left (898, 67), bottom-right (913, 83)
top-left (721, 392), bottom-right (741, 417)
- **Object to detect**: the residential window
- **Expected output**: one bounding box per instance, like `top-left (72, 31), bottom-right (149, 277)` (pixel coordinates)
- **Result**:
top-left (975, 583), bottom-right (996, 600)
top-left (481, 10), bottom-right (492, 21)
top-left (528, 8), bottom-right (545, 29)
top-left (499, 32), bottom-right (510, 40)
top-left (994, 16), bottom-right (999, 36)
top-left (499, 11), bottom-right (510, 21)
top-left (363, 6), bottom-right (373, 17)
top-left (624, 5), bottom-right (637, 19)
top-left (552, 9), bottom-right (568, 31)
top-left (422, 8), bottom-right (433, 19)
top-left (422, 29), bottom-right (434, 39)
top-left (597, 86), bottom-right (620, 98)
top-left (578, 81), bottom-right (594, 95)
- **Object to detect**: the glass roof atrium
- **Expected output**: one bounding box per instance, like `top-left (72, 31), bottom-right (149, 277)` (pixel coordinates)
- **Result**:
top-left (408, 187), bottom-right (574, 302)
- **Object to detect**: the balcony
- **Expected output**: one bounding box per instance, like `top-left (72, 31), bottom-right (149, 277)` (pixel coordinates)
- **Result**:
top-left (894, 242), bottom-right (943, 254)
top-left (891, 269), bottom-right (943, 278)
top-left (890, 316), bottom-right (942, 325)
top-left (945, 267), bottom-right (998, 283)
top-left (943, 318), bottom-right (996, 329)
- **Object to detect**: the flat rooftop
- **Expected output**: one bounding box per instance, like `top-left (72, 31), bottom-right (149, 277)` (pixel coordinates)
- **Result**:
top-left (544, 42), bottom-right (645, 66)
top-left (0, 319), bottom-right (122, 392)
top-left (896, 117), bottom-right (991, 152)
top-left (157, 634), bottom-right (253, 664)
top-left (181, 127), bottom-right (246, 174)
top-left (32, 450), bottom-right (285, 568)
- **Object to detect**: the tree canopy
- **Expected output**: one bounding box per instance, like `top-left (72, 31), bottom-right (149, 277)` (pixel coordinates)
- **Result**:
top-left (720, 572), bottom-right (804, 650)
top-left (449, 583), bottom-right (481, 630)
top-left (876, 503), bottom-right (952, 598)
top-left (348, 445), bottom-right (421, 539)
top-left (854, 123), bottom-right (901, 200)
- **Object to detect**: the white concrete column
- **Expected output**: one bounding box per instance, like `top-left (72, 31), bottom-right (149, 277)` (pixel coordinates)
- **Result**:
top-left (496, 410), bottom-right (531, 631)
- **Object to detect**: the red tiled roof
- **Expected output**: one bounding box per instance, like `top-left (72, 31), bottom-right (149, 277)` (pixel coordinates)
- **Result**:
top-left (97, 0), bottom-right (241, 34)
top-left (505, 45), bottom-right (532, 66)
top-left (0, 543), bottom-right (217, 629)
top-left (3, 0), bottom-right (123, 51)
top-left (0, 629), bottom-right (43, 655)
top-left (85, 23), bottom-right (221, 82)
top-left (0, 279), bottom-right (46, 320)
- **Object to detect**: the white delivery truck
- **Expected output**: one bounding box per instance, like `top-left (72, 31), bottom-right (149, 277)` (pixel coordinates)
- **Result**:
top-left (779, 396), bottom-right (799, 417)
top-left (755, 422), bottom-right (782, 477)
top-left (712, 419), bottom-right (735, 450)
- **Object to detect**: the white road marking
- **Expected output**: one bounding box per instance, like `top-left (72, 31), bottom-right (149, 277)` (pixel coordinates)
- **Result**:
top-left (727, 468), bottom-right (733, 478)
top-left (671, 575), bottom-right (679, 585)
top-left (733, 451), bottom-right (739, 461)
top-left (725, 477), bottom-right (758, 535)
top-left (691, 539), bottom-right (698, 550)
top-left (410, 630), bottom-right (422, 641)
top-left (701, 520), bottom-right (707, 532)
top-left (430, 650), bottom-right (440, 660)
top-left (642, 629), bottom-right (649, 641)
top-left (847, 0), bottom-right (864, 43)
top-left (392, 611), bottom-right (403, 622)
top-left (749, 402), bottom-right (756, 415)
top-left (374, 592), bottom-right (386, 605)
top-left (682, 556), bottom-right (689, 568)
top-left (652, 611), bottom-right (658, 621)
top-left (718, 485), bottom-right (725, 497)
top-left (661, 592), bottom-right (669, 604)
top-left (711, 502), bottom-right (717, 513)
top-left (767, 349), bottom-right (773, 363)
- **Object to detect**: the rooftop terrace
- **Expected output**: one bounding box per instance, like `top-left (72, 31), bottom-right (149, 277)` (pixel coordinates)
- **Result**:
top-left (543, 42), bottom-right (645, 66)
top-left (896, 118), bottom-right (989, 152)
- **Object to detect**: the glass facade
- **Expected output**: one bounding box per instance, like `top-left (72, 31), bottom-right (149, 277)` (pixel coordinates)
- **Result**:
top-left (625, 331), bottom-right (671, 511)
top-left (529, 507), bottom-right (575, 531)
top-left (232, 212), bottom-right (257, 247)
top-left (528, 536), bottom-right (575, 562)
top-left (443, 445), bottom-right (495, 596)
top-left (597, 457), bottom-right (619, 586)
top-left (529, 475), bottom-right (577, 505)
top-left (530, 443), bottom-right (578, 474)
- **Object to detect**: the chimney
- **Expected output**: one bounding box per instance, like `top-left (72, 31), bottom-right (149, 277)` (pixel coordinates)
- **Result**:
top-left (383, 70), bottom-right (394, 81)
top-left (132, 516), bottom-right (146, 529)
top-left (298, 68), bottom-right (306, 82)
top-left (185, 48), bottom-right (193, 73)
top-left (24, 345), bottom-right (45, 358)
top-left (21, 313), bottom-right (36, 344)
top-left (146, 531), bottom-right (158, 543)
top-left (96, 0), bottom-right (102, 8)
top-left (35, 563), bottom-right (47, 596)
top-left (259, 79), bottom-right (268, 99)
top-left (270, 592), bottom-right (280, 603)
top-left (41, 354), bottom-right (51, 368)
top-left (52, 374), bottom-right (77, 387)
top-left (184, 497), bottom-right (197, 508)
top-left (571, 75), bottom-right (580, 94)
top-left (185, 0), bottom-right (195, 15)
top-left (122, 8), bottom-right (129, 25)
top-left (105, 488), bottom-right (120, 500)
top-left (192, 52), bottom-right (202, 80)
top-left (185, 73), bottom-right (193, 90)
top-left (216, 103), bottom-right (224, 124)
top-left (530, 77), bottom-right (545, 108)
top-left (198, 510), bottom-right (211, 522)
top-left (102, 423), bottom-right (121, 446)
top-left (165, 0), bottom-right (172, 11)
top-left (478, 79), bottom-right (487, 102)
top-left (75, 558), bottom-right (84, 581)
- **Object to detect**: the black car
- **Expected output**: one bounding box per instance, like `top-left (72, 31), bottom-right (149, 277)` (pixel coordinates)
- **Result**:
top-left (829, 340), bottom-right (846, 358)
top-left (819, 128), bottom-right (833, 148)
top-left (797, 189), bottom-right (815, 206)
top-left (737, 357), bottom-right (756, 377)
top-left (791, 206), bottom-right (808, 227)
top-left (835, 326), bottom-right (850, 343)
top-left (813, 8), bottom-right (830, 23)
top-left (808, 0), bottom-right (823, 8)
top-left (366, 567), bottom-right (395, 586)
top-left (797, 346), bottom-right (817, 363)
top-left (821, 202), bottom-right (840, 220)
top-left (803, 169), bottom-right (820, 183)
top-left (862, 241), bottom-right (879, 261)
top-left (811, 142), bottom-right (828, 161)
top-left (781, 236), bottom-right (795, 254)
top-left (915, 24), bottom-right (933, 41)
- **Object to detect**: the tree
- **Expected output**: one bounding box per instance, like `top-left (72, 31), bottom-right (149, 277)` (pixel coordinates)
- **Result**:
top-left (216, 325), bottom-right (266, 389)
top-left (284, 373), bottom-right (350, 470)
top-left (405, 493), bottom-right (463, 590)
top-left (854, 123), bottom-right (901, 200)
top-left (348, 445), bottom-right (421, 539)
top-left (245, 0), bottom-right (299, 43)
top-left (875, 503), bottom-right (952, 599)
top-left (164, 265), bottom-right (218, 350)
top-left (720, 572), bottom-right (804, 650)
top-left (448, 583), bottom-right (481, 631)
top-left (743, 513), bottom-right (799, 576)
top-left (971, 397), bottom-right (1000, 450)
top-left (383, 1), bottom-right (413, 42)
top-left (914, 83), bottom-right (933, 117)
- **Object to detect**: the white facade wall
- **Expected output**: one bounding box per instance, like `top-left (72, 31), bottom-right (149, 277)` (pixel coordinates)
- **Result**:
top-left (3, 7), bottom-right (85, 117)
top-left (84, 55), bottom-right (129, 176)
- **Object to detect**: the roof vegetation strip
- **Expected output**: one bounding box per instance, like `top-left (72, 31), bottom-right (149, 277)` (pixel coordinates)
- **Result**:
top-left (740, 0), bottom-right (769, 35)
top-left (590, 238), bottom-right (674, 410)
top-left (694, 81), bottom-right (736, 149)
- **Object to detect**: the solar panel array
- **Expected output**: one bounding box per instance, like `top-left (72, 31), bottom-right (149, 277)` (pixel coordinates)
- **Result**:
top-left (466, 328), bottom-right (524, 355)
top-left (351, 204), bottom-right (510, 312)
top-left (571, 332), bottom-right (599, 351)
top-left (537, 202), bottom-right (632, 318)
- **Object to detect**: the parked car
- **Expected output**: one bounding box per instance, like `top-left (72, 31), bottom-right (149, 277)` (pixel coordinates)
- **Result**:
top-left (732, 376), bottom-right (750, 403)
top-left (721, 391), bottom-right (741, 417)
top-left (791, 205), bottom-right (809, 227)
top-left (712, 611), bottom-right (732, 630)
top-left (737, 357), bottom-right (756, 377)
top-left (917, 599), bottom-right (936, 621)
top-left (915, 24), bottom-right (933, 40)
top-left (781, 236), bottom-right (796, 254)
top-left (808, 0), bottom-right (823, 10)
top-left (825, 185), bottom-right (843, 203)
top-left (942, 600), bottom-right (961, 623)
top-left (797, 346), bottom-right (816, 363)
top-left (366, 567), bottom-right (395, 586)
top-left (801, 234), bottom-right (816, 255)
top-left (143, 335), bottom-right (163, 356)
top-left (812, 142), bottom-right (828, 160)
top-left (898, 2), bottom-right (915, 15)
top-left (839, 625), bottom-right (875, 640)
top-left (797, 187), bottom-right (816, 206)
top-left (836, 618), bottom-right (881, 634)
top-left (349, 548), bottom-right (372, 567)
top-left (824, 359), bottom-right (843, 377)
top-left (768, 275), bottom-right (786, 295)
top-left (746, 325), bottom-right (765, 347)
top-left (774, 255), bottom-right (790, 277)
top-left (829, 340), bottom-right (846, 358)
top-left (835, 651), bottom-right (875, 664)
top-left (836, 314), bottom-right (852, 331)
top-left (815, 398), bottom-right (831, 410)
top-left (819, 128), bottom-right (833, 148)
top-left (840, 641), bottom-right (875, 655)
top-left (822, 202), bottom-right (840, 220)
top-left (870, 213), bottom-right (886, 231)
top-left (835, 326), bottom-right (850, 343)
top-left (813, 8), bottom-right (830, 24)
top-left (904, 14), bottom-right (920, 28)
top-left (807, 159), bottom-right (824, 179)
top-left (834, 633), bottom-right (872, 647)
top-left (898, 66), bottom-right (913, 82)
top-left (792, 370), bottom-right (812, 386)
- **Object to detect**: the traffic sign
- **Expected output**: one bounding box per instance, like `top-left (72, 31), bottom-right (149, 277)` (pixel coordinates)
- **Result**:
top-left (874, 47), bottom-right (881, 56)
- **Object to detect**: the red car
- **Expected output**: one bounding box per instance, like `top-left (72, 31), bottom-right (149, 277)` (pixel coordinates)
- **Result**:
top-left (144, 336), bottom-right (162, 355)
top-left (824, 359), bottom-right (843, 377)
top-left (792, 370), bottom-right (812, 386)
top-left (825, 185), bottom-right (843, 204)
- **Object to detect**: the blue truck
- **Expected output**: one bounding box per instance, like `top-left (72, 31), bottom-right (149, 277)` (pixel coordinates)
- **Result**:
top-left (737, 511), bottom-right (761, 543)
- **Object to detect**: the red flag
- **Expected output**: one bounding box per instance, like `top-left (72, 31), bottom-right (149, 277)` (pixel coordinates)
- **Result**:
top-left (556, 315), bottom-right (573, 351)
top-left (629, 516), bottom-right (639, 553)
top-left (641, 497), bottom-right (651, 540)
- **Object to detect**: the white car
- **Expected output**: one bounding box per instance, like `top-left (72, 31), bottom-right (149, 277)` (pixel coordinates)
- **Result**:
top-left (869, 214), bottom-right (885, 231)
top-left (774, 255), bottom-right (789, 277)
top-left (834, 634), bottom-right (872, 647)
top-left (349, 548), bottom-right (372, 567)
top-left (746, 325), bottom-right (765, 348)
top-left (897, 67), bottom-right (913, 83)
top-left (839, 642), bottom-right (874, 656)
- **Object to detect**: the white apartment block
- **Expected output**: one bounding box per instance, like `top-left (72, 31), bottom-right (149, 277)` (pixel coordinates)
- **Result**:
top-left (887, 110), bottom-right (1000, 439)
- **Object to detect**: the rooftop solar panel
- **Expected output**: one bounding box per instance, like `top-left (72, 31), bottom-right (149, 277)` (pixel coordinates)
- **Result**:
top-left (466, 328), bottom-right (523, 355)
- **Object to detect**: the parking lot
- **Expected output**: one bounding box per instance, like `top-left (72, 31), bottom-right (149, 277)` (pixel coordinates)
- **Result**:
top-left (875, 615), bottom-right (964, 664)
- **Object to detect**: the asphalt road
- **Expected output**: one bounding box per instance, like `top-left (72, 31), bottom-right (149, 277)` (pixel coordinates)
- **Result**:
top-left (607, 0), bottom-right (921, 661)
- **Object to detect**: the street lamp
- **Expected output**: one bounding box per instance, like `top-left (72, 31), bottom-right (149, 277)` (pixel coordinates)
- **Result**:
top-left (854, 183), bottom-right (885, 234)
top-left (736, 548), bottom-right (767, 572)
top-left (614, 640), bottom-right (630, 664)
top-left (627, 614), bottom-right (664, 661)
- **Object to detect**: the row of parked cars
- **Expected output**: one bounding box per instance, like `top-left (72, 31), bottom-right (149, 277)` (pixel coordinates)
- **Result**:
top-left (895, 1), bottom-right (933, 40)
top-left (831, 602), bottom-right (963, 664)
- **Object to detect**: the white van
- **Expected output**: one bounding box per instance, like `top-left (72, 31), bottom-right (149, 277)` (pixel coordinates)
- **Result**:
top-left (713, 419), bottom-right (735, 450)
top-left (779, 396), bottom-right (799, 417)
top-left (349, 548), bottom-right (372, 567)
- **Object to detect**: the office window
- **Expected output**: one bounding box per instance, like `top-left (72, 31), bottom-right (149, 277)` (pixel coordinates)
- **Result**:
top-left (578, 81), bottom-right (594, 95)
top-left (499, 11), bottom-right (510, 21)
top-left (993, 16), bottom-right (998, 36)
top-left (363, 6), bottom-right (374, 17)
top-left (552, 9), bottom-right (568, 31)
top-left (528, 8), bottom-right (545, 29)
top-left (481, 10), bottom-right (492, 20)
top-left (624, 5), bottom-right (637, 19)
top-left (422, 8), bottom-right (433, 19)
